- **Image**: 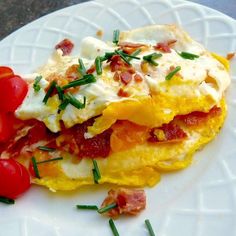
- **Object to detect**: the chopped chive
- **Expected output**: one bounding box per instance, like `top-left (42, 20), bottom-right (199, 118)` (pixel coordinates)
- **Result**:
top-left (95, 56), bottom-right (102, 75)
top-left (62, 74), bottom-right (96, 90)
top-left (78, 58), bottom-right (87, 76)
top-left (127, 48), bottom-right (142, 62)
top-left (37, 157), bottom-right (63, 164)
top-left (92, 169), bottom-right (100, 184)
top-left (145, 219), bottom-right (156, 236)
top-left (31, 156), bottom-right (40, 179)
top-left (101, 52), bottom-right (116, 61)
top-left (55, 84), bottom-right (64, 100)
top-left (117, 50), bottom-right (140, 60)
top-left (43, 81), bottom-right (56, 104)
top-left (66, 93), bottom-right (86, 110)
top-left (143, 53), bottom-right (162, 66)
top-left (165, 66), bottom-right (181, 80)
top-left (97, 202), bottom-right (117, 214)
top-left (178, 51), bottom-right (199, 60)
top-left (109, 219), bottom-right (120, 236)
top-left (37, 146), bottom-right (56, 152)
top-left (59, 98), bottom-right (70, 110)
top-left (76, 205), bottom-right (98, 210)
top-left (92, 159), bottom-right (101, 179)
top-left (33, 76), bottom-right (42, 92)
top-left (0, 196), bottom-right (15, 205)
top-left (115, 50), bottom-right (131, 65)
top-left (113, 29), bottom-right (120, 45)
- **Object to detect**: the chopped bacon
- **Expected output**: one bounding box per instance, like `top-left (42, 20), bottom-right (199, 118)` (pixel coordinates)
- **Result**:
top-left (226, 52), bottom-right (235, 60)
top-left (120, 71), bottom-right (132, 85)
top-left (65, 64), bottom-right (79, 81)
top-left (176, 106), bottom-right (222, 126)
top-left (86, 65), bottom-right (96, 74)
top-left (154, 39), bottom-right (177, 53)
top-left (109, 55), bottom-right (129, 72)
top-left (100, 188), bottom-right (146, 218)
top-left (55, 38), bottom-right (74, 56)
top-left (113, 72), bottom-right (120, 81)
top-left (119, 42), bottom-right (146, 54)
top-left (117, 88), bottom-right (129, 97)
top-left (134, 74), bottom-right (143, 83)
top-left (148, 123), bottom-right (187, 143)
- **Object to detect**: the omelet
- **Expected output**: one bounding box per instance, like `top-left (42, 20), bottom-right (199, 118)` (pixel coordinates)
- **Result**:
top-left (13, 25), bottom-right (230, 191)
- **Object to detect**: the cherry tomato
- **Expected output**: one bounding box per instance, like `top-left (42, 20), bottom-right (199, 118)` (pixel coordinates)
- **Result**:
top-left (0, 66), bottom-right (14, 80)
top-left (0, 75), bottom-right (28, 112)
top-left (0, 112), bottom-right (15, 142)
top-left (0, 159), bottom-right (31, 199)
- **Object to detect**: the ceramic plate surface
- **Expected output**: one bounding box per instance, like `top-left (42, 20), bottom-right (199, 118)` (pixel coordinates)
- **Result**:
top-left (0, 0), bottom-right (236, 235)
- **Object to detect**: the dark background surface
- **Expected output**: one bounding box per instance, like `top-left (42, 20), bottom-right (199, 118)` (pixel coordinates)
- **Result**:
top-left (0, 0), bottom-right (235, 40)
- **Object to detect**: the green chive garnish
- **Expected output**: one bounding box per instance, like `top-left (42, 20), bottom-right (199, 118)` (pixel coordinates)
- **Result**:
top-left (62, 74), bottom-right (96, 90)
top-left (31, 156), bottom-right (40, 179)
top-left (0, 196), bottom-right (15, 205)
top-left (33, 76), bottom-right (42, 92)
top-left (101, 52), bottom-right (116, 61)
top-left (65, 93), bottom-right (86, 110)
top-left (97, 202), bottom-right (117, 214)
top-left (109, 219), bottom-right (120, 236)
top-left (55, 84), bottom-right (64, 100)
top-left (37, 146), bottom-right (56, 152)
top-left (145, 219), bottom-right (156, 236)
top-left (127, 48), bottom-right (142, 62)
top-left (59, 98), bottom-right (69, 110)
top-left (113, 29), bottom-right (120, 45)
top-left (143, 53), bottom-right (162, 66)
top-left (78, 58), bottom-right (87, 76)
top-left (165, 66), bottom-right (181, 80)
top-left (76, 205), bottom-right (98, 210)
top-left (37, 157), bottom-right (63, 164)
top-left (178, 51), bottom-right (199, 60)
top-left (92, 159), bottom-right (101, 184)
top-left (43, 81), bottom-right (56, 104)
top-left (115, 50), bottom-right (131, 65)
top-left (95, 56), bottom-right (102, 75)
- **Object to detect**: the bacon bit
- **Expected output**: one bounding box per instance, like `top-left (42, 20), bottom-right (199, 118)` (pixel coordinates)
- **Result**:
top-left (134, 74), bottom-right (143, 83)
top-left (120, 71), bottom-right (132, 85)
top-left (113, 72), bottom-right (120, 81)
top-left (86, 65), bottom-right (96, 74)
top-left (226, 52), bottom-right (235, 60)
top-left (65, 64), bottom-right (80, 81)
top-left (154, 39), bottom-right (177, 53)
top-left (46, 73), bottom-right (67, 87)
top-left (100, 188), bottom-right (146, 218)
top-left (176, 106), bottom-right (222, 126)
top-left (109, 55), bottom-right (128, 72)
top-left (119, 42), bottom-right (147, 54)
top-left (55, 38), bottom-right (74, 56)
top-left (117, 88), bottom-right (130, 97)
top-left (148, 123), bottom-right (187, 143)
top-left (96, 29), bottom-right (103, 38)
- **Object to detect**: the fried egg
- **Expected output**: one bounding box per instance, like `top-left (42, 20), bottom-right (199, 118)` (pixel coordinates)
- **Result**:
top-left (14, 25), bottom-right (230, 191)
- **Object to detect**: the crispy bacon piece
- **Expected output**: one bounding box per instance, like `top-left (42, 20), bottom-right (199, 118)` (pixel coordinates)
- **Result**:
top-left (154, 39), bottom-right (177, 53)
top-left (55, 38), bottom-right (74, 56)
top-left (226, 52), bottom-right (235, 60)
top-left (65, 64), bottom-right (79, 81)
top-left (176, 106), bottom-right (222, 126)
top-left (119, 42), bottom-right (146, 54)
top-left (109, 55), bottom-right (129, 72)
top-left (148, 123), bottom-right (187, 143)
top-left (134, 74), bottom-right (143, 83)
top-left (86, 65), bottom-right (96, 74)
top-left (100, 188), bottom-right (146, 218)
top-left (120, 71), bottom-right (132, 85)
top-left (117, 88), bottom-right (130, 97)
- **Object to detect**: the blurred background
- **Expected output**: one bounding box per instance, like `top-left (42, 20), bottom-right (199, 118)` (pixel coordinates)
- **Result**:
top-left (0, 0), bottom-right (235, 40)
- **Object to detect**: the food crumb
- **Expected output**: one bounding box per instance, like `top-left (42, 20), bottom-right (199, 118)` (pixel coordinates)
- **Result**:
top-left (96, 30), bottom-right (103, 38)
top-left (227, 52), bottom-right (235, 60)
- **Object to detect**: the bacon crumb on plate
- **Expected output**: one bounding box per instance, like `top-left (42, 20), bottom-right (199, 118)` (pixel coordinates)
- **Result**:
top-left (100, 188), bottom-right (146, 218)
top-left (55, 39), bottom-right (74, 56)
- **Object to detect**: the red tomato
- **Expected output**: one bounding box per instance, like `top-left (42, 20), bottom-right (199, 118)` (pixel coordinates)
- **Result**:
top-left (0, 112), bottom-right (14, 142)
top-left (0, 66), bottom-right (14, 80)
top-left (0, 75), bottom-right (28, 112)
top-left (0, 159), bottom-right (31, 199)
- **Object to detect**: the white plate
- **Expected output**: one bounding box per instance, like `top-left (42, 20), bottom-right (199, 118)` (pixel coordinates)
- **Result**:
top-left (0, 0), bottom-right (236, 235)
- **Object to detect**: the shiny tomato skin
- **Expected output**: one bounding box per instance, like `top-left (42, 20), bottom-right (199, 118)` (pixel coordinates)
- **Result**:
top-left (0, 66), bottom-right (14, 80)
top-left (0, 159), bottom-right (31, 199)
top-left (0, 112), bottom-right (14, 142)
top-left (0, 75), bottom-right (28, 112)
